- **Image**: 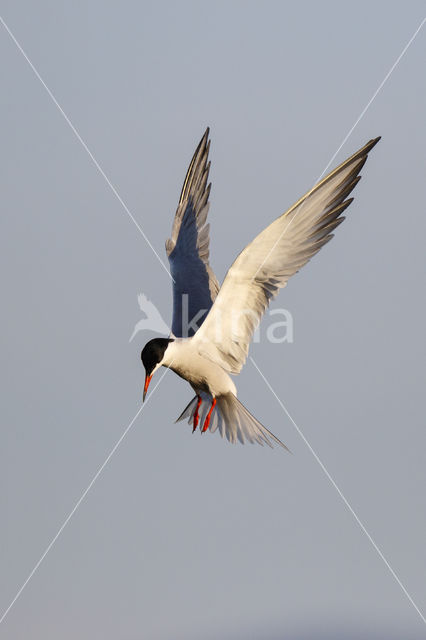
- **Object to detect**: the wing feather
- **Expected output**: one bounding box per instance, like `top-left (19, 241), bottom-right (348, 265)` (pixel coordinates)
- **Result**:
top-left (166, 128), bottom-right (219, 337)
top-left (193, 137), bottom-right (380, 373)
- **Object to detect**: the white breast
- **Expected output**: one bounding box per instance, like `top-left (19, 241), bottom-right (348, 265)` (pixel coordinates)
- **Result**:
top-left (162, 338), bottom-right (237, 397)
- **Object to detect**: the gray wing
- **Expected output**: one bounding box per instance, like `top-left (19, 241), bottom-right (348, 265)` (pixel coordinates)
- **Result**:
top-left (194, 137), bottom-right (380, 373)
top-left (166, 128), bottom-right (219, 337)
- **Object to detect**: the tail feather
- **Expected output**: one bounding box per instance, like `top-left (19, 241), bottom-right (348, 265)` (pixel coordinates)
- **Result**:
top-left (175, 396), bottom-right (198, 422)
top-left (176, 392), bottom-right (289, 450)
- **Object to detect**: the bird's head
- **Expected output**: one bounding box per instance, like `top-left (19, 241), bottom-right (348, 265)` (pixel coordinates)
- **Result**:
top-left (141, 338), bottom-right (174, 401)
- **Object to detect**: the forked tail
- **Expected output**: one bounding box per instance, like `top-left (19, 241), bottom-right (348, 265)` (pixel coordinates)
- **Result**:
top-left (176, 392), bottom-right (289, 450)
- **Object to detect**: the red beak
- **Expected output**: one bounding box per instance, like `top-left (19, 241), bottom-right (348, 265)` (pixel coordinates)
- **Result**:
top-left (143, 374), bottom-right (152, 402)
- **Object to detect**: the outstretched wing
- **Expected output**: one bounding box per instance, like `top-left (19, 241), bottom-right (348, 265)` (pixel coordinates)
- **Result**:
top-left (166, 128), bottom-right (219, 337)
top-left (193, 137), bottom-right (380, 373)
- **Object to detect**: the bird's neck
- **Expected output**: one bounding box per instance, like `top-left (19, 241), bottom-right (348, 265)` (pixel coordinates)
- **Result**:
top-left (161, 338), bottom-right (188, 368)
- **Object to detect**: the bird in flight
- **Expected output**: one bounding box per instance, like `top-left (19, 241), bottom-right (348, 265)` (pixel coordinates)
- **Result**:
top-left (141, 128), bottom-right (380, 448)
top-left (129, 293), bottom-right (170, 343)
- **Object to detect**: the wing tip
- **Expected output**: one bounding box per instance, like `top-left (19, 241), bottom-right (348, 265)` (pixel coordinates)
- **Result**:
top-left (363, 135), bottom-right (381, 155)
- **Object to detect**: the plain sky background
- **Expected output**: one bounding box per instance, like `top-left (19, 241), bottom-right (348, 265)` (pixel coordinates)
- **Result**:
top-left (1, 2), bottom-right (425, 639)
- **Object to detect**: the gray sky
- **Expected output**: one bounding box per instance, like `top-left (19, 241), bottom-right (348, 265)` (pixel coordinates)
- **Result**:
top-left (1, 1), bottom-right (426, 638)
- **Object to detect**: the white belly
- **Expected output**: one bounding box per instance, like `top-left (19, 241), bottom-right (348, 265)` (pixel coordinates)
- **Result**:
top-left (162, 339), bottom-right (237, 397)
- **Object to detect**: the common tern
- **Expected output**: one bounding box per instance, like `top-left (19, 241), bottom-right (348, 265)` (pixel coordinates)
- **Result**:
top-left (141, 129), bottom-right (380, 448)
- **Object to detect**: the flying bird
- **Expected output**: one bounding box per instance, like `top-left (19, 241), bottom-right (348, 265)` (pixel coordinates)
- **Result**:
top-left (141, 129), bottom-right (380, 448)
top-left (129, 293), bottom-right (170, 342)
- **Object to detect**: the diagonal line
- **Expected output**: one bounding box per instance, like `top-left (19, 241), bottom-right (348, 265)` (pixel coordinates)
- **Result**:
top-left (322, 16), bottom-right (425, 175)
top-left (251, 20), bottom-right (426, 625)
top-left (0, 15), bottom-right (174, 282)
top-left (0, 366), bottom-right (171, 626)
top-left (2, 7), bottom-right (424, 629)
top-left (249, 355), bottom-right (426, 626)
top-left (252, 16), bottom-right (425, 283)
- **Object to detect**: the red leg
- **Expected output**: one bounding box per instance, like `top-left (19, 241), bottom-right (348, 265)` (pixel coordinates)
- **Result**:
top-left (202, 398), bottom-right (217, 433)
top-left (192, 395), bottom-right (202, 433)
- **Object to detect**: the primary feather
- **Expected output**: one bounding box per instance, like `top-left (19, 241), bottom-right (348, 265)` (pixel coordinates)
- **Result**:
top-left (193, 137), bottom-right (380, 373)
top-left (166, 128), bottom-right (219, 337)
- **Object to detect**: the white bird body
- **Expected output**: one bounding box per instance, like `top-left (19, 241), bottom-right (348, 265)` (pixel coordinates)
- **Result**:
top-left (162, 339), bottom-right (237, 397)
top-left (141, 128), bottom-right (380, 449)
